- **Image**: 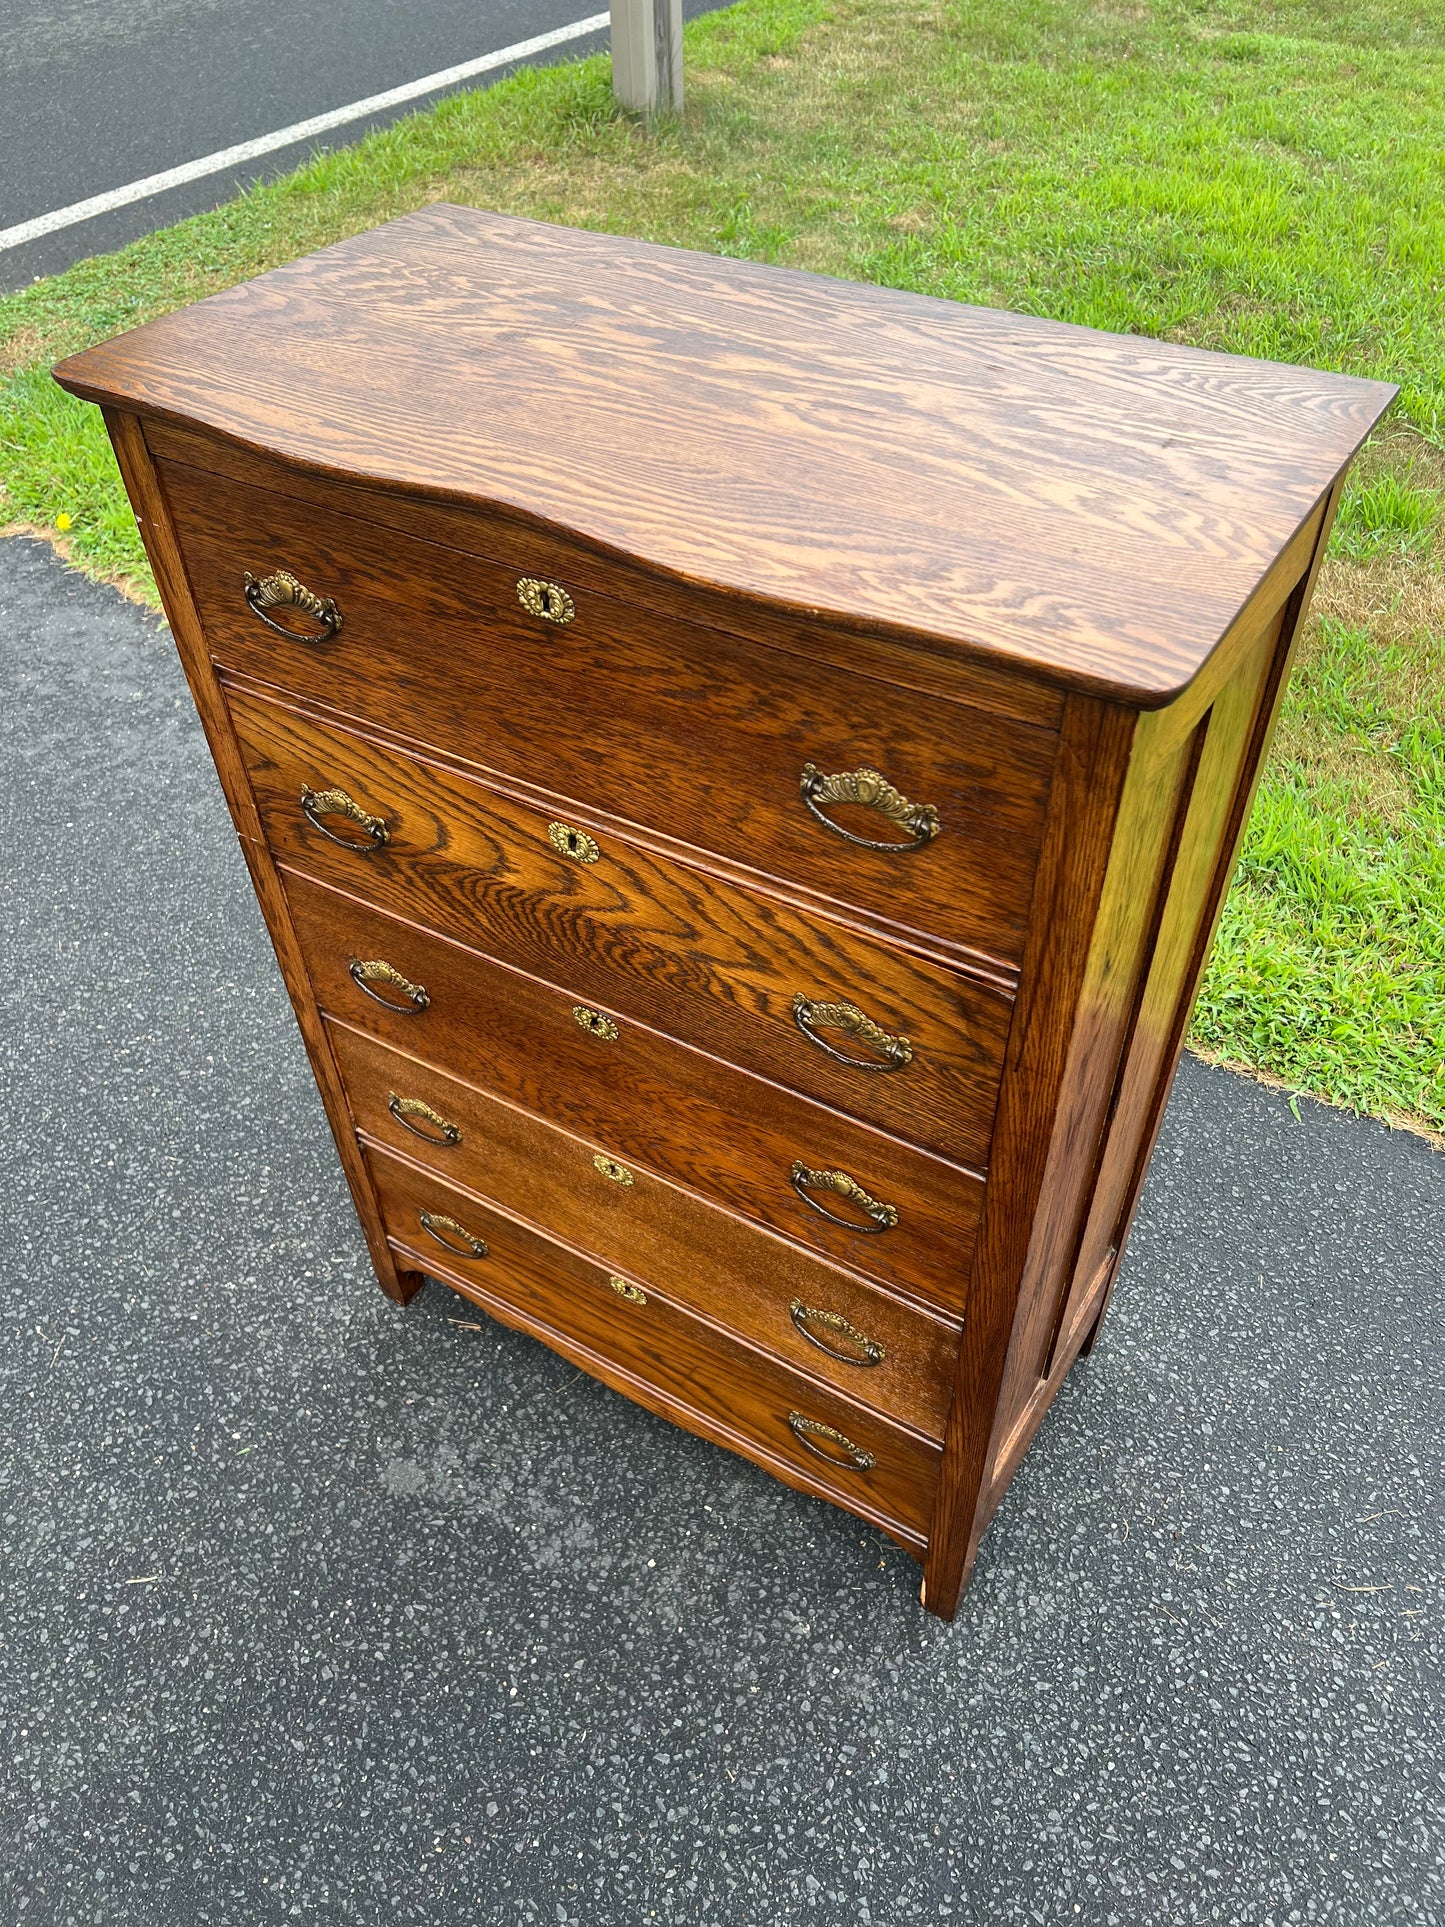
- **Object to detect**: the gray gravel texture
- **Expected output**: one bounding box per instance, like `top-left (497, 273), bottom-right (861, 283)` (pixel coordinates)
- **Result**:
top-left (2, 530), bottom-right (1443, 1924)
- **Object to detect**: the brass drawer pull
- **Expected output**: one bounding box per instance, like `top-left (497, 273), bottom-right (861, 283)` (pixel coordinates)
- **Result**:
top-left (243, 568), bottom-right (343, 643)
top-left (418, 1210), bottom-right (488, 1260)
top-left (788, 1300), bottom-right (886, 1367)
top-left (516, 577), bottom-right (575, 625)
top-left (348, 957), bottom-right (430, 1014)
top-left (548, 820), bottom-right (600, 865)
top-left (593, 1154), bottom-right (634, 1186)
top-left (800, 763), bottom-right (940, 853)
top-left (787, 1412), bottom-right (876, 1471)
top-left (387, 1093), bottom-right (461, 1146)
top-left (789, 1162), bottom-right (898, 1234)
top-left (300, 784), bottom-right (389, 852)
top-left (791, 994), bottom-right (912, 1072)
top-left (572, 1005), bottom-right (619, 1041)
top-left (609, 1275), bottom-right (647, 1306)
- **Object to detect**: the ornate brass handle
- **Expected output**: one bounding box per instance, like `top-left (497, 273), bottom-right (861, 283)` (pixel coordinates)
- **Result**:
top-left (788, 1300), bottom-right (886, 1367)
top-left (786, 1412), bottom-right (876, 1471)
top-left (799, 763), bottom-right (940, 853)
top-left (386, 1093), bottom-right (461, 1146)
top-left (791, 995), bottom-right (912, 1073)
top-left (348, 957), bottom-right (430, 1014)
top-left (300, 784), bottom-right (389, 852)
top-left (789, 1162), bottom-right (898, 1234)
top-left (243, 569), bottom-right (343, 643)
top-left (418, 1210), bottom-right (487, 1259)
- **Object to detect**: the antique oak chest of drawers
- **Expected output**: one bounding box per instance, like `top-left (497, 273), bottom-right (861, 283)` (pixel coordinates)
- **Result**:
top-left (55, 208), bottom-right (1394, 1617)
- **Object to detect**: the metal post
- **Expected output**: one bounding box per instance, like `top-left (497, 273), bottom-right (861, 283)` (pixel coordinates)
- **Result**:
top-left (611, 0), bottom-right (683, 116)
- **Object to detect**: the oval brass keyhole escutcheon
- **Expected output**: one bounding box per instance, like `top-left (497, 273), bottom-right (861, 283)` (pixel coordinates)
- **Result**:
top-left (593, 1154), bottom-right (634, 1186)
top-left (517, 577), bottom-right (575, 625)
top-left (573, 1005), bottom-right (619, 1041)
top-left (548, 820), bottom-right (600, 865)
top-left (609, 1275), bottom-right (647, 1306)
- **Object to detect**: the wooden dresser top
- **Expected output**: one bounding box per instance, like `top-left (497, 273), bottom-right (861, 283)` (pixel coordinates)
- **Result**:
top-left (55, 206), bottom-right (1394, 704)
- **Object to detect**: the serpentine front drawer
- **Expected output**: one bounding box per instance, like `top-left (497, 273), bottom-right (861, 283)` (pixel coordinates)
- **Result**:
top-left (156, 448), bottom-right (1057, 971)
top-left (285, 874), bottom-right (983, 1317)
top-left (331, 1019), bottom-right (962, 1440)
top-left (56, 205), bottom-right (1394, 1616)
top-left (224, 678), bottom-right (1014, 1172)
top-left (366, 1143), bottom-right (944, 1546)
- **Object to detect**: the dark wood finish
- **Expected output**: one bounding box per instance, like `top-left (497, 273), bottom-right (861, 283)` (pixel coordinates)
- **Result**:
top-left (288, 874), bottom-right (983, 1314)
top-left (61, 216), bottom-right (1394, 1618)
top-left (333, 1020), bottom-right (960, 1438)
top-left (55, 207), bottom-right (1392, 704)
top-left (367, 1144), bottom-right (942, 1543)
top-left (225, 680), bottom-right (1014, 1170)
top-left (160, 455), bottom-right (1054, 970)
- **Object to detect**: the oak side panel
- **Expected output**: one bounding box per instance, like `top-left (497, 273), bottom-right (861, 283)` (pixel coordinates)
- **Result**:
top-left (102, 406), bottom-right (422, 1307)
top-left (1074, 474), bottom-right (1349, 1351)
top-left (964, 477), bottom-right (1345, 1562)
top-left (921, 696), bottom-right (1140, 1617)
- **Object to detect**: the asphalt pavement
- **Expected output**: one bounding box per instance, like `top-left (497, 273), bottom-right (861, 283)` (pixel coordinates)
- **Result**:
top-left (2, 530), bottom-right (1443, 1924)
top-left (0, 0), bottom-right (728, 291)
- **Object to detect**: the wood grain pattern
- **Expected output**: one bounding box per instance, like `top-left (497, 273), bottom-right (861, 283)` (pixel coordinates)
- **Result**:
top-left (288, 874), bottom-right (983, 1314)
top-left (142, 417), bottom-right (1067, 731)
top-left (98, 408), bottom-right (424, 1311)
top-left (335, 1022), bottom-right (961, 1438)
top-left (367, 1144), bottom-right (942, 1542)
top-left (927, 491), bottom-right (1341, 1616)
top-left (1073, 476), bottom-right (1350, 1362)
top-left (66, 221), bottom-right (1396, 1620)
top-left (54, 208), bottom-right (1395, 703)
top-left (158, 455), bottom-right (1053, 970)
top-left (922, 693), bottom-right (1141, 1616)
top-left (226, 681), bottom-right (1014, 1170)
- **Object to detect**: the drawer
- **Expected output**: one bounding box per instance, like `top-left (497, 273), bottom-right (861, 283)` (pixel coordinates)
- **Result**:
top-left (334, 1023), bottom-right (960, 1439)
top-left (367, 1144), bottom-right (942, 1543)
top-left (292, 875), bottom-right (981, 1315)
top-left (162, 455), bottom-right (1055, 968)
top-left (230, 684), bottom-right (1013, 1171)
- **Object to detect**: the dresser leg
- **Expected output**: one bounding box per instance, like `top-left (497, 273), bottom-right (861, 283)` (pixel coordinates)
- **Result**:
top-left (373, 1250), bottom-right (428, 1307)
top-left (1077, 1274), bottom-right (1117, 1356)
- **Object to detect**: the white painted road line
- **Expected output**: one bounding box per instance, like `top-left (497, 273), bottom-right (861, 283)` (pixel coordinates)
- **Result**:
top-left (0, 12), bottom-right (612, 254)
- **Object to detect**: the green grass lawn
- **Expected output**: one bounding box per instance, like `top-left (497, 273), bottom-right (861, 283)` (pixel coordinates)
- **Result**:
top-left (2, 0), bottom-right (1441, 1134)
